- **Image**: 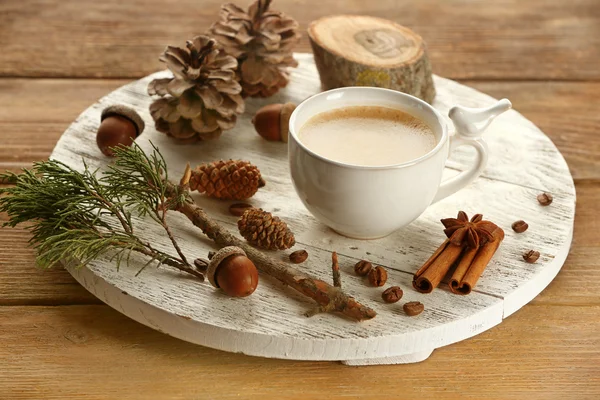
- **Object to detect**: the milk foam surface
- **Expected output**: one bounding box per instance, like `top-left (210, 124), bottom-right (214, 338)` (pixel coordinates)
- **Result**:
top-left (298, 106), bottom-right (436, 167)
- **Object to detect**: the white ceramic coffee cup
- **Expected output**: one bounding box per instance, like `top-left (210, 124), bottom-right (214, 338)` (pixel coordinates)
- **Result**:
top-left (288, 87), bottom-right (511, 239)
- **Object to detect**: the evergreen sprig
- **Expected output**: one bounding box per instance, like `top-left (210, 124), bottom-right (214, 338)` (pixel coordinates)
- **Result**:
top-left (0, 143), bottom-right (203, 280)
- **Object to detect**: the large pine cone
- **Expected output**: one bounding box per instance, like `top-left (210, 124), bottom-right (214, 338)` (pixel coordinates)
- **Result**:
top-left (208, 0), bottom-right (300, 98)
top-left (189, 160), bottom-right (265, 200)
top-left (148, 36), bottom-right (245, 143)
top-left (238, 208), bottom-right (295, 250)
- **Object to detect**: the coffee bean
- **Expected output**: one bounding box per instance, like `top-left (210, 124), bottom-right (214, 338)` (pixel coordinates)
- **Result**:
top-left (523, 250), bottom-right (540, 263)
top-left (382, 286), bottom-right (403, 303)
top-left (354, 260), bottom-right (373, 276)
top-left (368, 266), bottom-right (387, 287)
top-left (537, 192), bottom-right (553, 206)
top-left (403, 301), bottom-right (424, 316)
top-left (289, 249), bottom-right (308, 264)
top-left (511, 220), bottom-right (529, 233)
top-left (229, 202), bottom-right (254, 217)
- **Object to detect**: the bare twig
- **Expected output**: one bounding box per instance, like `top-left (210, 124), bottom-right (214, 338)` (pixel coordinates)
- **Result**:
top-left (170, 171), bottom-right (375, 321)
top-left (331, 252), bottom-right (342, 288)
top-left (135, 246), bottom-right (204, 280)
top-left (194, 258), bottom-right (209, 272)
top-left (158, 204), bottom-right (189, 266)
top-left (90, 191), bottom-right (133, 235)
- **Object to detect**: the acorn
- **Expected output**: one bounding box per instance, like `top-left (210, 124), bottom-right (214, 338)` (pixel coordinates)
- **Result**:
top-left (251, 103), bottom-right (296, 142)
top-left (207, 246), bottom-right (259, 297)
top-left (97, 105), bottom-right (145, 157)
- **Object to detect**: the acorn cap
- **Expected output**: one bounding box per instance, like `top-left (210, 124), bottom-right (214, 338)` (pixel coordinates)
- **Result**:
top-left (101, 105), bottom-right (145, 137)
top-left (207, 246), bottom-right (247, 288)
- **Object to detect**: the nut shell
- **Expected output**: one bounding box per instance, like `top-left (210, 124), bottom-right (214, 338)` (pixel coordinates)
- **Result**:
top-left (216, 254), bottom-right (259, 297)
top-left (252, 103), bottom-right (296, 142)
top-left (252, 104), bottom-right (283, 141)
top-left (207, 246), bottom-right (246, 288)
top-left (96, 115), bottom-right (138, 157)
top-left (279, 103), bottom-right (296, 143)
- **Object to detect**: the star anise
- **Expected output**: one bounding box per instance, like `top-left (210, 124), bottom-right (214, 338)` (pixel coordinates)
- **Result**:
top-left (441, 211), bottom-right (498, 249)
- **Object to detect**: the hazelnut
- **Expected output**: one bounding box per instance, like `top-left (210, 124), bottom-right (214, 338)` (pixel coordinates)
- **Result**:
top-left (207, 246), bottom-right (258, 297)
top-left (97, 105), bottom-right (145, 157)
top-left (251, 103), bottom-right (296, 142)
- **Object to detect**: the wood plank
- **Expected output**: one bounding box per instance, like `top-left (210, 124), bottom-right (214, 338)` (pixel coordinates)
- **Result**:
top-left (1, 78), bottom-right (598, 181)
top-left (0, 304), bottom-right (598, 399)
top-left (0, 222), bottom-right (100, 305)
top-left (0, 0), bottom-right (599, 80)
top-left (0, 79), bottom-right (126, 172)
top-left (0, 79), bottom-right (126, 122)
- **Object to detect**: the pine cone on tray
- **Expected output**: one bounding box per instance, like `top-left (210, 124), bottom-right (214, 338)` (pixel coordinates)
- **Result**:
top-left (148, 36), bottom-right (245, 143)
top-left (238, 208), bottom-right (295, 250)
top-left (208, 0), bottom-right (301, 98)
top-left (189, 160), bottom-right (265, 200)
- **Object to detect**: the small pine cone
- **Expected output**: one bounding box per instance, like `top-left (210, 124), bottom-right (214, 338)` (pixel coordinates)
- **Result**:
top-left (189, 160), bottom-right (265, 200)
top-left (238, 208), bottom-right (295, 250)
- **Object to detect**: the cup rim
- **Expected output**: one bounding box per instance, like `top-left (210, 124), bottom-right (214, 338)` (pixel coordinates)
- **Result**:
top-left (288, 87), bottom-right (448, 170)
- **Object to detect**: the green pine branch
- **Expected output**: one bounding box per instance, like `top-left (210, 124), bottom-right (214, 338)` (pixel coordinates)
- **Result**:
top-left (0, 143), bottom-right (203, 280)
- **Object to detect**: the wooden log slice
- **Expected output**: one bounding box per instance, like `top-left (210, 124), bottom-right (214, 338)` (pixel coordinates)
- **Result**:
top-left (308, 15), bottom-right (436, 103)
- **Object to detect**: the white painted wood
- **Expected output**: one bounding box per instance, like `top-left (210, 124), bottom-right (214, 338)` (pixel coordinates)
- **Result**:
top-left (341, 349), bottom-right (434, 366)
top-left (51, 53), bottom-right (575, 365)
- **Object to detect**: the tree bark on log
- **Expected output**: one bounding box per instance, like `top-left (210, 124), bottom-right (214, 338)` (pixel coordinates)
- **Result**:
top-left (308, 15), bottom-right (436, 104)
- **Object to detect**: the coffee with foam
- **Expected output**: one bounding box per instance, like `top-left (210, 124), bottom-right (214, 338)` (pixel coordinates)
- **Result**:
top-left (298, 106), bottom-right (436, 167)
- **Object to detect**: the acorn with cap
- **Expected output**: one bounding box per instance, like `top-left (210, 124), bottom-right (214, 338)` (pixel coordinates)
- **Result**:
top-left (97, 105), bottom-right (145, 157)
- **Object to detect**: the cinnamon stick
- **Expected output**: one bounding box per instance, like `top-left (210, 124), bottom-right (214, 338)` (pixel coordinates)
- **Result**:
top-left (413, 239), bottom-right (464, 293)
top-left (450, 227), bottom-right (504, 295)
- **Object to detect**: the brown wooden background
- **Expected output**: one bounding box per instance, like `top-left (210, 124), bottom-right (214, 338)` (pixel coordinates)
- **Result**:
top-left (1, 1), bottom-right (599, 398)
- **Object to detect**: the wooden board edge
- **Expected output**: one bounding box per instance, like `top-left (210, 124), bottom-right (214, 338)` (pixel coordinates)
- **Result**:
top-left (65, 260), bottom-right (504, 362)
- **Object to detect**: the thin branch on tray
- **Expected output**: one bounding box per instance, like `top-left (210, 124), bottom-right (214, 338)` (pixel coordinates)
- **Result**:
top-left (171, 165), bottom-right (376, 321)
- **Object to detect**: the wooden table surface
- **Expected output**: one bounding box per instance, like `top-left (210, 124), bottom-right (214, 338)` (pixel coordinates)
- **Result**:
top-left (1, 1), bottom-right (599, 398)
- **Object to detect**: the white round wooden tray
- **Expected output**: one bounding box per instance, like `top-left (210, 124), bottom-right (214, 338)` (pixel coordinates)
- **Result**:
top-left (51, 53), bottom-right (575, 366)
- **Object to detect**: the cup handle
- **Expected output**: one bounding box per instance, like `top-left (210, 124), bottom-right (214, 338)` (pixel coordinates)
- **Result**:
top-left (432, 99), bottom-right (512, 203)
